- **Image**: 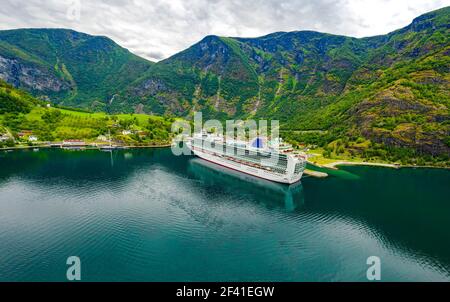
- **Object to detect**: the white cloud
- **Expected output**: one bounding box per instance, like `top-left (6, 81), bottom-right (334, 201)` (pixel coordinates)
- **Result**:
top-left (0, 0), bottom-right (448, 61)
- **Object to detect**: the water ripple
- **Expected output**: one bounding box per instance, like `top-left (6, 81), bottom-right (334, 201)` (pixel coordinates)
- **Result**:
top-left (0, 149), bottom-right (449, 281)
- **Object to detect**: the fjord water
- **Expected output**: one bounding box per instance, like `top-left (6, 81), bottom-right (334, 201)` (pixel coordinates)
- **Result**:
top-left (0, 149), bottom-right (449, 282)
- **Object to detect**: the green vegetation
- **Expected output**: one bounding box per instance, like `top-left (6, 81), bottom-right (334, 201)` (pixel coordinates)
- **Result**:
top-left (0, 7), bottom-right (449, 166)
top-left (0, 28), bottom-right (153, 109)
top-left (113, 7), bottom-right (449, 166)
top-left (0, 81), bottom-right (42, 114)
top-left (0, 80), bottom-right (173, 148)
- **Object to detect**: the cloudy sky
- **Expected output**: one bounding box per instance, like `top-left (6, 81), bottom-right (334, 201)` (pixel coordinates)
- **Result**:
top-left (0, 0), bottom-right (449, 61)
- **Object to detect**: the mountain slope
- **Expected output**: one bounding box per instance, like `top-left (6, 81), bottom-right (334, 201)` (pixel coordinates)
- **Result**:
top-left (112, 35), bottom-right (260, 118)
top-left (120, 7), bottom-right (449, 117)
top-left (0, 28), bottom-right (153, 110)
top-left (0, 79), bottom-right (42, 114)
top-left (116, 6), bottom-right (449, 161)
top-left (0, 7), bottom-right (448, 162)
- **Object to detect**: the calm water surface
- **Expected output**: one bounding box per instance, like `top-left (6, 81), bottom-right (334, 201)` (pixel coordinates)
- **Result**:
top-left (0, 148), bottom-right (449, 281)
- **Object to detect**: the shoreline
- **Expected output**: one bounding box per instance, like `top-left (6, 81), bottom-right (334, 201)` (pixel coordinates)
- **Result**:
top-left (324, 161), bottom-right (399, 169)
top-left (2, 145), bottom-right (448, 170)
top-left (308, 160), bottom-right (450, 170)
top-left (0, 143), bottom-right (172, 151)
top-left (304, 169), bottom-right (329, 178)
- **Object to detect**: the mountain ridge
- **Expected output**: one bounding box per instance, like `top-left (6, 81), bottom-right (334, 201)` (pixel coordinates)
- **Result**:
top-left (0, 28), bottom-right (153, 110)
top-left (0, 6), bottom-right (449, 163)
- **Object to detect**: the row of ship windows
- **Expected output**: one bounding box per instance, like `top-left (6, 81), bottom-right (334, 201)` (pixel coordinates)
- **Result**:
top-left (196, 144), bottom-right (289, 169)
top-left (193, 146), bottom-right (289, 175)
top-left (193, 142), bottom-right (289, 161)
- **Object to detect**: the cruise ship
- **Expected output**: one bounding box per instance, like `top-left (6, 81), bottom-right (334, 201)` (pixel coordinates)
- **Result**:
top-left (186, 132), bottom-right (307, 184)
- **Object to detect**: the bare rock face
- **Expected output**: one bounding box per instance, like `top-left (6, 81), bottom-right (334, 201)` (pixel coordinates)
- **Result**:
top-left (0, 55), bottom-right (68, 92)
top-left (370, 126), bottom-right (449, 157)
top-left (353, 85), bottom-right (450, 157)
top-left (138, 78), bottom-right (168, 97)
top-left (135, 103), bottom-right (145, 114)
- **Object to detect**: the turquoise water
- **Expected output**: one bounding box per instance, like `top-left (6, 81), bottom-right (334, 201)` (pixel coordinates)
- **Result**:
top-left (0, 148), bottom-right (449, 281)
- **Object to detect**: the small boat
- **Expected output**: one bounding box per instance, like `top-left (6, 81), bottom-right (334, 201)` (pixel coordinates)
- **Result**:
top-left (62, 146), bottom-right (85, 151)
top-left (100, 146), bottom-right (118, 151)
top-left (100, 129), bottom-right (118, 151)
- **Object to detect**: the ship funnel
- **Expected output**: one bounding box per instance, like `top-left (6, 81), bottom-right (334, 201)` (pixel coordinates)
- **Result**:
top-left (251, 137), bottom-right (265, 149)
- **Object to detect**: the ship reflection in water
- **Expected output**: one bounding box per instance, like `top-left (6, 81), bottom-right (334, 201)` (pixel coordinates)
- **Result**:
top-left (187, 158), bottom-right (305, 212)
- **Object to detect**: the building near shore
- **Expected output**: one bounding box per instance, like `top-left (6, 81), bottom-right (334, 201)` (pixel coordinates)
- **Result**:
top-left (0, 135), bottom-right (11, 142)
top-left (18, 130), bottom-right (33, 138)
top-left (97, 135), bottom-right (108, 141)
top-left (62, 140), bottom-right (86, 147)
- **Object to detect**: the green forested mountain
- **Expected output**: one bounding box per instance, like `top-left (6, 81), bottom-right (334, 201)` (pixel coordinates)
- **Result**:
top-left (115, 6), bottom-right (449, 162)
top-left (0, 7), bottom-right (449, 163)
top-left (0, 28), bottom-right (153, 110)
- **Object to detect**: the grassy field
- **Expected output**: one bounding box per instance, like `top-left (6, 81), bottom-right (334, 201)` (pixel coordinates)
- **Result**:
top-left (0, 79), bottom-right (177, 148)
top-left (25, 107), bottom-right (166, 129)
top-left (1, 106), bottom-right (175, 147)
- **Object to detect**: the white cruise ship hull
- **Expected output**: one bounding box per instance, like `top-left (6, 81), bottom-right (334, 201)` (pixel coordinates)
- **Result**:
top-left (189, 145), bottom-right (303, 184)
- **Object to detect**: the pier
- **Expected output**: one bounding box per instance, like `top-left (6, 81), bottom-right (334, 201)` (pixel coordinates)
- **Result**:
top-left (304, 169), bottom-right (328, 178)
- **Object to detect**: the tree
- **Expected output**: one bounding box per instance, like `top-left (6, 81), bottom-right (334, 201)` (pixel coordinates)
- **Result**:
top-left (5, 139), bottom-right (15, 148)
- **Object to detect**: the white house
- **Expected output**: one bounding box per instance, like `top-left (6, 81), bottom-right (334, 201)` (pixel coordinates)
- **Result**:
top-left (62, 140), bottom-right (86, 147)
top-left (97, 135), bottom-right (108, 141)
top-left (122, 130), bottom-right (132, 135)
top-left (28, 135), bottom-right (39, 142)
